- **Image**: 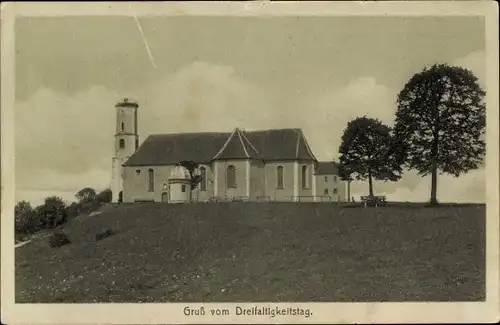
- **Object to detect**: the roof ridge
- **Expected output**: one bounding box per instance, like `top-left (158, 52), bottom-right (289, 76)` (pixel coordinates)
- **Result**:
top-left (150, 131), bottom-right (230, 137)
top-left (236, 129), bottom-right (250, 158)
top-left (212, 130), bottom-right (237, 160)
top-left (240, 130), bottom-right (260, 154)
top-left (299, 129), bottom-right (317, 161)
top-left (247, 127), bottom-right (302, 133)
top-left (295, 129), bottom-right (301, 159)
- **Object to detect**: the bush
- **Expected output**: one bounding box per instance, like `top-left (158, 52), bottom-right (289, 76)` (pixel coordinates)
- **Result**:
top-left (95, 228), bottom-right (116, 242)
top-left (48, 231), bottom-right (71, 248)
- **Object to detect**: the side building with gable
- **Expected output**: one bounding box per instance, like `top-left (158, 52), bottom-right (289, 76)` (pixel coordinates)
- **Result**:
top-left (111, 98), bottom-right (347, 203)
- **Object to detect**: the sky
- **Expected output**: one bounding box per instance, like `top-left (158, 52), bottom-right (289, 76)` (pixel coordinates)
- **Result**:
top-left (14, 16), bottom-right (486, 206)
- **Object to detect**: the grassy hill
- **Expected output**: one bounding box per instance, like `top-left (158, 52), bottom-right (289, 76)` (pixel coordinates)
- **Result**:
top-left (15, 202), bottom-right (485, 303)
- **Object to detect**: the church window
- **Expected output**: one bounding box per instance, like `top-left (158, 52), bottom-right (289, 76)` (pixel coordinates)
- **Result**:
top-left (148, 169), bottom-right (154, 192)
top-left (324, 176), bottom-right (328, 182)
top-left (182, 185), bottom-right (186, 192)
top-left (121, 122), bottom-right (124, 131)
top-left (135, 139), bottom-right (139, 150)
top-left (119, 139), bottom-right (125, 149)
top-left (276, 166), bottom-right (284, 189)
top-left (200, 167), bottom-right (207, 191)
top-left (227, 165), bottom-right (236, 188)
top-left (333, 188), bottom-right (338, 195)
top-left (324, 188), bottom-right (329, 195)
top-left (334, 176), bottom-right (338, 182)
top-left (301, 165), bottom-right (309, 189)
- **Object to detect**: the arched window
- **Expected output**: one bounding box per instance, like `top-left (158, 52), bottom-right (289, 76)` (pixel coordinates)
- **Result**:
top-left (200, 167), bottom-right (207, 191)
top-left (276, 166), bottom-right (284, 189)
top-left (227, 165), bottom-right (236, 188)
top-left (121, 122), bottom-right (124, 131)
top-left (301, 165), bottom-right (308, 189)
top-left (119, 139), bottom-right (125, 149)
top-left (148, 168), bottom-right (154, 192)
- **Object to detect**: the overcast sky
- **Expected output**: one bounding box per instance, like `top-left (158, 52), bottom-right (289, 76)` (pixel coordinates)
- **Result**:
top-left (14, 16), bottom-right (486, 205)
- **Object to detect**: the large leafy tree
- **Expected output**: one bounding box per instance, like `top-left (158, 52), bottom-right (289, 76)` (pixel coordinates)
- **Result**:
top-left (393, 64), bottom-right (485, 205)
top-left (339, 116), bottom-right (402, 197)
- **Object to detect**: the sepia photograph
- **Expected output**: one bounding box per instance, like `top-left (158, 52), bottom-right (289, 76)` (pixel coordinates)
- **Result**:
top-left (1, 1), bottom-right (499, 324)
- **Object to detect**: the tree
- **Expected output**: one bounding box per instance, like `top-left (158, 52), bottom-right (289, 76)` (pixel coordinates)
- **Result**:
top-left (40, 196), bottom-right (67, 228)
top-left (75, 187), bottom-right (97, 204)
top-left (338, 116), bottom-right (402, 197)
top-left (96, 188), bottom-right (112, 203)
top-left (178, 161), bottom-right (203, 191)
top-left (393, 64), bottom-right (485, 205)
top-left (15, 200), bottom-right (36, 235)
top-left (15, 200), bottom-right (33, 220)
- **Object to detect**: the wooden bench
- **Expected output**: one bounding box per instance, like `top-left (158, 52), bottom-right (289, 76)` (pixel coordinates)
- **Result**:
top-left (360, 195), bottom-right (387, 207)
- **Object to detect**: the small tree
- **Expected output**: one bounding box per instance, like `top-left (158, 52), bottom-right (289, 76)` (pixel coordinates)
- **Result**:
top-left (15, 200), bottom-right (32, 219)
top-left (75, 187), bottom-right (97, 204)
top-left (393, 64), bottom-right (485, 205)
top-left (96, 188), bottom-right (112, 203)
top-left (40, 196), bottom-right (67, 229)
top-left (15, 200), bottom-right (37, 235)
top-left (179, 160), bottom-right (203, 191)
top-left (338, 116), bottom-right (402, 197)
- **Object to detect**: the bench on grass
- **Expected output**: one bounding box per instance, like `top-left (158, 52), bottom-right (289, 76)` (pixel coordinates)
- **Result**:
top-left (360, 195), bottom-right (387, 207)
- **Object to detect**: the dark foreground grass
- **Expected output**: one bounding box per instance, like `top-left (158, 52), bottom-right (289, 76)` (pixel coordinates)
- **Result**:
top-left (15, 202), bottom-right (485, 303)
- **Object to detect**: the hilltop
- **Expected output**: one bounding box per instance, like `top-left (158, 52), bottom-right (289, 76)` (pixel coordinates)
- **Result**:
top-left (16, 202), bottom-right (485, 302)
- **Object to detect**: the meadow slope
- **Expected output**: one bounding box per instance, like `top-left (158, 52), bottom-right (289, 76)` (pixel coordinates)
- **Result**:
top-left (15, 203), bottom-right (485, 302)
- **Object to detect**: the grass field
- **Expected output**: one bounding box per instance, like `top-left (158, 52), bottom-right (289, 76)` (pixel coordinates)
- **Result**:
top-left (15, 202), bottom-right (485, 303)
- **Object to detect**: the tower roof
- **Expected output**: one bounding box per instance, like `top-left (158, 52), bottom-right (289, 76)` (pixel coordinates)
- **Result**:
top-left (115, 98), bottom-right (139, 108)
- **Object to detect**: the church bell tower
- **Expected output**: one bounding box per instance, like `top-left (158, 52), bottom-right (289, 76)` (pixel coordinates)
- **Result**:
top-left (111, 98), bottom-right (139, 203)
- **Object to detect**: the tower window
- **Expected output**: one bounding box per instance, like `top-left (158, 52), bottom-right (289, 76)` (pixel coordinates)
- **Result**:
top-left (200, 167), bottom-right (207, 191)
top-left (301, 165), bottom-right (309, 189)
top-left (119, 139), bottom-right (125, 149)
top-left (182, 185), bottom-right (186, 193)
top-left (227, 165), bottom-right (236, 188)
top-left (121, 122), bottom-right (124, 131)
top-left (277, 166), bottom-right (284, 189)
top-left (148, 169), bottom-right (154, 192)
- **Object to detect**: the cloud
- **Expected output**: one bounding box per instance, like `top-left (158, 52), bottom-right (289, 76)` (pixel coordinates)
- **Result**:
top-left (136, 61), bottom-right (276, 135)
top-left (15, 61), bottom-right (273, 205)
top-left (15, 52), bottom-right (486, 206)
top-left (294, 76), bottom-right (396, 161)
top-left (349, 168), bottom-right (485, 203)
top-left (301, 54), bottom-right (485, 203)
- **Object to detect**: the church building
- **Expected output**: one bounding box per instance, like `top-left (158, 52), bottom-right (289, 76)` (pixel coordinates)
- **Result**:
top-left (111, 98), bottom-right (347, 203)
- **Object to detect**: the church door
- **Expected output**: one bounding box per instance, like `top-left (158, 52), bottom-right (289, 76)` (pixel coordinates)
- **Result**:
top-left (161, 192), bottom-right (168, 202)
